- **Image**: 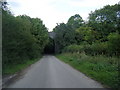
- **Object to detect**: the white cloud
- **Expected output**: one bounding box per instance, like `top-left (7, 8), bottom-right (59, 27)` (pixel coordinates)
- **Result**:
top-left (7, 0), bottom-right (119, 31)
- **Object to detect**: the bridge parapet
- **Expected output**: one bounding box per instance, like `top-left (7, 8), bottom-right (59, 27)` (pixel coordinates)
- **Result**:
top-left (49, 32), bottom-right (56, 39)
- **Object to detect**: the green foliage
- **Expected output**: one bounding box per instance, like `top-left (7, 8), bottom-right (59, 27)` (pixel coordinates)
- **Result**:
top-left (56, 53), bottom-right (119, 88)
top-left (63, 44), bottom-right (84, 53)
top-left (53, 14), bottom-right (84, 53)
top-left (2, 10), bottom-right (49, 73)
top-left (62, 41), bottom-right (109, 56)
top-left (84, 42), bottom-right (108, 56)
top-left (30, 17), bottom-right (49, 52)
top-left (88, 4), bottom-right (120, 36)
top-left (54, 23), bottom-right (76, 53)
top-left (63, 39), bottom-right (120, 57)
top-left (55, 3), bottom-right (120, 89)
top-left (75, 26), bottom-right (99, 44)
top-left (107, 33), bottom-right (120, 56)
top-left (56, 4), bottom-right (120, 57)
top-left (3, 58), bottom-right (41, 75)
top-left (67, 14), bottom-right (84, 30)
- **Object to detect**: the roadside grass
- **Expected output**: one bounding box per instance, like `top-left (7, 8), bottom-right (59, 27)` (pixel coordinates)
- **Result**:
top-left (56, 53), bottom-right (119, 88)
top-left (3, 57), bottom-right (41, 75)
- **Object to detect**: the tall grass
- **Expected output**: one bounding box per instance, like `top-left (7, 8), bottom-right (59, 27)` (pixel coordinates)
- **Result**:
top-left (56, 53), bottom-right (119, 88)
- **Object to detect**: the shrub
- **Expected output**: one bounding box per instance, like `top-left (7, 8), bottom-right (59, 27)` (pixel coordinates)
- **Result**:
top-left (107, 33), bottom-right (120, 56)
top-left (63, 44), bottom-right (84, 53)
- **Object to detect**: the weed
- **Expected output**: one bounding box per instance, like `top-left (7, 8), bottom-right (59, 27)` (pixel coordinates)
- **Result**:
top-left (56, 53), bottom-right (119, 88)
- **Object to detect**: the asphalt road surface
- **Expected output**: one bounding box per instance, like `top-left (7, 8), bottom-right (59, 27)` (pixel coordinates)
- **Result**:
top-left (7, 55), bottom-right (104, 88)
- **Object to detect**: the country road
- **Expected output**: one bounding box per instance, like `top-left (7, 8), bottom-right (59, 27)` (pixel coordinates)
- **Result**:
top-left (7, 55), bottom-right (104, 88)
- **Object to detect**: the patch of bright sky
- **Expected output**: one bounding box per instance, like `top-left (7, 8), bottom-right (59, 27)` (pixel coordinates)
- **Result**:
top-left (7, 0), bottom-right (119, 31)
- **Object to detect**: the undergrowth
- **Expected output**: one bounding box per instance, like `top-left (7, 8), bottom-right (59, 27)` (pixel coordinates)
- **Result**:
top-left (56, 53), bottom-right (119, 89)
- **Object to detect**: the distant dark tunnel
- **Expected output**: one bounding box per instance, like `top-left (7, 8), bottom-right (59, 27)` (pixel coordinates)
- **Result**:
top-left (44, 38), bottom-right (55, 54)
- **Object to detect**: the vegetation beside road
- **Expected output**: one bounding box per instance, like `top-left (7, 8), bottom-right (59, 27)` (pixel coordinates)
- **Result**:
top-left (2, 2), bottom-right (49, 75)
top-left (1, 1), bottom-right (120, 89)
top-left (3, 57), bottom-right (41, 75)
top-left (56, 53), bottom-right (119, 88)
top-left (53, 4), bottom-right (120, 57)
top-left (54, 4), bottom-right (120, 89)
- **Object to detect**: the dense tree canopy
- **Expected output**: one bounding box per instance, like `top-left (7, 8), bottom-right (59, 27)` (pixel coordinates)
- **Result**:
top-left (53, 4), bottom-right (120, 57)
top-left (2, 8), bottom-right (49, 69)
top-left (88, 4), bottom-right (120, 36)
top-left (67, 14), bottom-right (84, 30)
top-left (75, 26), bottom-right (98, 44)
top-left (2, 2), bottom-right (120, 72)
top-left (53, 23), bottom-right (76, 53)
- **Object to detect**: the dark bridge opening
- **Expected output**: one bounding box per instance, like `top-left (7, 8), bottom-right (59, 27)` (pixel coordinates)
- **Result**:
top-left (44, 37), bottom-right (55, 54)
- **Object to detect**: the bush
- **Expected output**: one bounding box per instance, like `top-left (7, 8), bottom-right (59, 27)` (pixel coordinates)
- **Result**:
top-left (107, 33), bottom-right (120, 56)
top-left (90, 42), bottom-right (108, 55)
top-left (63, 42), bottom-right (109, 56)
top-left (63, 44), bottom-right (84, 53)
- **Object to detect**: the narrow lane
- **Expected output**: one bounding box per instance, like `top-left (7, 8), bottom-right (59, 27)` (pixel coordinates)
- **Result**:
top-left (8, 55), bottom-right (104, 88)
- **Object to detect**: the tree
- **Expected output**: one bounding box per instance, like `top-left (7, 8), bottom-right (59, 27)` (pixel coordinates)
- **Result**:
top-left (54, 23), bottom-right (76, 53)
top-left (30, 17), bottom-right (49, 52)
top-left (2, 9), bottom-right (49, 70)
top-left (75, 26), bottom-right (99, 44)
top-left (67, 14), bottom-right (84, 30)
top-left (107, 32), bottom-right (120, 56)
top-left (88, 4), bottom-right (120, 37)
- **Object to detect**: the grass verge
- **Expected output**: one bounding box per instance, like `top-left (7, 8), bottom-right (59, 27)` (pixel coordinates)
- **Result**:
top-left (3, 57), bottom-right (41, 75)
top-left (56, 53), bottom-right (119, 89)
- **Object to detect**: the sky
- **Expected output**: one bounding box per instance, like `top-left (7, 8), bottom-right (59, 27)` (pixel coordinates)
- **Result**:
top-left (7, 0), bottom-right (119, 31)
